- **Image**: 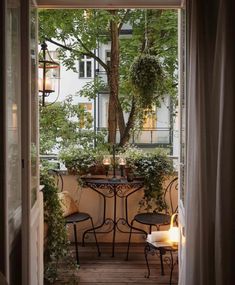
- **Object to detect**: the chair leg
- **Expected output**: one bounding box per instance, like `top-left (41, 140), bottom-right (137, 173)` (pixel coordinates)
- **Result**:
top-left (144, 244), bottom-right (151, 278)
top-left (73, 223), bottom-right (79, 265)
top-left (126, 220), bottom-right (134, 261)
top-left (159, 248), bottom-right (165, 276)
top-left (89, 217), bottom-right (101, 256)
top-left (169, 251), bottom-right (174, 285)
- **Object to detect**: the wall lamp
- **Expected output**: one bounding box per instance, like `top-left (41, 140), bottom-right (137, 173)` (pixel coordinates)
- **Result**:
top-left (38, 41), bottom-right (60, 106)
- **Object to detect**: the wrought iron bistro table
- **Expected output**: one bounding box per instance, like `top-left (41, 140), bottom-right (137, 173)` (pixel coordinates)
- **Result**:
top-left (82, 177), bottom-right (144, 257)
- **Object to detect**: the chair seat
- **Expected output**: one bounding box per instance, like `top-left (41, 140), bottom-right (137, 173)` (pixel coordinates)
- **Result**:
top-left (134, 212), bottom-right (170, 226)
top-left (65, 212), bottom-right (90, 224)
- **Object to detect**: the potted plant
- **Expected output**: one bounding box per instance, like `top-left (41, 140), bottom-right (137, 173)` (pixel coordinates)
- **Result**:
top-left (124, 146), bottom-right (174, 212)
top-left (129, 54), bottom-right (164, 109)
top-left (59, 145), bottom-right (111, 177)
top-left (59, 146), bottom-right (97, 175)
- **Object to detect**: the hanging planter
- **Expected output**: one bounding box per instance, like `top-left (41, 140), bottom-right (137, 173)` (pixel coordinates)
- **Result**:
top-left (129, 54), bottom-right (163, 108)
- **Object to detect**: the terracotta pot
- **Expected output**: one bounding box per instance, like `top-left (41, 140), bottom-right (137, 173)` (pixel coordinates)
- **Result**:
top-left (89, 164), bottom-right (106, 175)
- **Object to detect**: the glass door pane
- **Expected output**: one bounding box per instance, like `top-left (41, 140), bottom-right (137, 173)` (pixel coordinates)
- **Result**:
top-left (30, 5), bottom-right (39, 207)
top-left (6, 0), bottom-right (22, 246)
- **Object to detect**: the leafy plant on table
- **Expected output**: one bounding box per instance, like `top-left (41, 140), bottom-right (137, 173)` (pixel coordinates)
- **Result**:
top-left (124, 146), bottom-right (173, 212)
top-left (59, 146), bottom-right (96, 176)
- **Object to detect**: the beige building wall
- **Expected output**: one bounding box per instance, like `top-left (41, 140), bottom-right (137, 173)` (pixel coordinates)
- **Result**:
top-left (61, 174), bottom-right (178, 244)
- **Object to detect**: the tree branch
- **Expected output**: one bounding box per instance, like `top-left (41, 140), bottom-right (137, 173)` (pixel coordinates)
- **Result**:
top-left (45, 37), bottom-right (108, 72)
top-left (118, 9), bottom-right (131, 34)
top-left (74, 35), bottom-right (108, 71)
top-left (119, 97), bottom-right (136, 146)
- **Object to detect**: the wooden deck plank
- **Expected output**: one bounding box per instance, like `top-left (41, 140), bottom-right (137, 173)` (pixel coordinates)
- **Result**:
top-left (54, 243), bottom-right (178, 284)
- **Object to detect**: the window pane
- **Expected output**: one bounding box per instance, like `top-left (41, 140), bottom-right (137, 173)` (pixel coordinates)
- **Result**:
top-left (79, 61), bottom-right (85, 77)
top-left (30, 5), bottom-right (38, 207)
top-left (86, 61), bottom-right (92, 77)
top-left (6, 0), bottom-right (22, 245)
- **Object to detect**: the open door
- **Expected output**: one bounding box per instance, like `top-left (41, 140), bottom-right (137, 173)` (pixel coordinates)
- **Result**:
top-left (21, 1), bottom-right (43, 284)
top-left (0, 0), bottom-right (42, 284)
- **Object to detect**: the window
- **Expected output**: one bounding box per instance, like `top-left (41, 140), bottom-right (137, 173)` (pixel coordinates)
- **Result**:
top-left (105, 50), bottom-right (111, 67)
top-left (79, 55), bottom-right (93, 78)
top-left (143, 107), bottom-right (157, 129)
top-left (78, 102), bottom-right (93, 128)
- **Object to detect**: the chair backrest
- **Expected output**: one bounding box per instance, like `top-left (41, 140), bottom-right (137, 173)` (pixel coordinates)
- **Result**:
top-left (58, 191), bottom-right (79, 217)
top-left (48, 169), bottom-right (64, 192)
top-left (163, 176), bottom-right (178, 216)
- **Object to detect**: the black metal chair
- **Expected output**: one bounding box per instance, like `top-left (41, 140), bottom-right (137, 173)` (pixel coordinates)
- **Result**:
top-left (126, 176), bottom-right (178, 263)
top-left (50, 169), bottom-right (101, 265)
top-left (58, 191), bottom-right (101, 265)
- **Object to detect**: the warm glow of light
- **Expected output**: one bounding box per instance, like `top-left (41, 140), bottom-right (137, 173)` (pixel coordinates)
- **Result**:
top-left (168, 213), bottom-right (179, 244)
top-left (12, 103), bottom-right (17, 111)
top-left (38, 78), bottom-right (54, 92)
top-left (168, 227), bottom-right (180, 243)
top-left (118, 157), bottom-right (126, 166)
top-left (103, 156), bottom-right (111, 165)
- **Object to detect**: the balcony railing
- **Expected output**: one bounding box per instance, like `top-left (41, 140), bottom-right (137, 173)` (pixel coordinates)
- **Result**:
top-left (97, 128), bottom-right (172, 147)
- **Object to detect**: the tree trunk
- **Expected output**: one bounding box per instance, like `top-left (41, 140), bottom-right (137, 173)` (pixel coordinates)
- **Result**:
top-left (107, 11), bottom-right (119, 144)
top-left (119, 98), bottom-right (136, 146)
top-left (108, 10), bottom-right (140, 146)
top-left (107, 10), bottom-right (126, 144)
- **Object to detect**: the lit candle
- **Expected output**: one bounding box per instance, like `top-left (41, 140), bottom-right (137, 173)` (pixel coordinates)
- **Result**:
top-left (118, 156), bottom-right (126, 177)
top-left (102, 156), bottom-right (111, 166)
top-left (103, 156), bottom-right (111, 177)
top-left (38, 78), bottom-right (54, 92)
top-left (118, 157), bottom-right (126, 166)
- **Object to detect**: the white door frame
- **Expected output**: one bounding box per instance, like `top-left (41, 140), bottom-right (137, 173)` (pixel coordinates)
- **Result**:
top-left (37, 0), bottom-right (183, 9)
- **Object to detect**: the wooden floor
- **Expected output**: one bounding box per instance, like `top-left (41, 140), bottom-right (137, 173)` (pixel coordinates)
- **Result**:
top-left (54, 243), bottom-right (178, 285)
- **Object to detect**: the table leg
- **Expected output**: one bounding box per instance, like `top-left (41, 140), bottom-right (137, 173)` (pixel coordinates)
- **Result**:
top-left (112, 187), bottom-right (117, 257)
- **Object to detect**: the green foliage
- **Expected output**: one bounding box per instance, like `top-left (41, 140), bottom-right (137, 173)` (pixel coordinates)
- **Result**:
top-left (129, 54), bottom-right (164, 108)
top-left (78, 77), bottom-right (107, 100)
top-left (40, 96), bottom-right (105, 154)
top-left (124, 147), bottom-right (173, 212)
top-left (59, 147), bottom-right (96, 175)
top-left (58, 144), bottom-right (109, 176)
top-left (39, 9), bottom-right (112, 71)
top-left (39, 9), bottom-right (178, 140)
top-left (40, 168), bottom-right (69, 283)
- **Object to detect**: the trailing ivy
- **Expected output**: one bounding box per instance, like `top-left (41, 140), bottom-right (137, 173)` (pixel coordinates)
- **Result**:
top-left (129, 54), bottom-right (164, 109)
top-left (40, 168), bottom-right (69, 283)
top-left (124, 147), bottom-right (173, 212)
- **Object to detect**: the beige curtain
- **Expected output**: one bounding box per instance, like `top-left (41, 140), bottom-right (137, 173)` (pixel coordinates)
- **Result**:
top-left (184, 0), bottom-right (235, 284)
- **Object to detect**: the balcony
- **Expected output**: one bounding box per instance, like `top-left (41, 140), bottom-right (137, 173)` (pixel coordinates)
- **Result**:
top-left (96, 128), bottom-right (172, 148)
top-left (46, 172), bottom-right (178, 284)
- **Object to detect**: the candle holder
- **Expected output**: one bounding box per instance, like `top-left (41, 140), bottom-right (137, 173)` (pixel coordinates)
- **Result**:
top-left (102, 146), bottom-right (127, 181)
top-left (118, 156), bottom-right (126, 177)
top-left (110, 145), bottom-right (121, 181)
top-left (102, 156), bottom-right (111, 177)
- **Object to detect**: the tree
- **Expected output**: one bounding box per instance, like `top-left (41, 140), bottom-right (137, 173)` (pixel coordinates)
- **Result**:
top-left (39, 9), bottom-right (177, 146)
top-left (39, 95), bottom-right (106, 153)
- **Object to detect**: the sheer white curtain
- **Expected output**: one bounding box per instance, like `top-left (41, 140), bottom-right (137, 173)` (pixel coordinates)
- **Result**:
top-left (184, 0), bottom-right (235, 284)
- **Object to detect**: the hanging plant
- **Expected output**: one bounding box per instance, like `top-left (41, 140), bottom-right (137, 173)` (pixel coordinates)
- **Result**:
top-left (129, 54), bottom-right (163, 109)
